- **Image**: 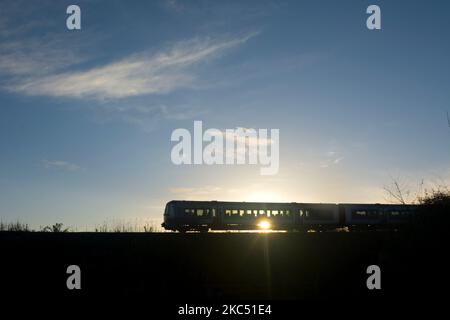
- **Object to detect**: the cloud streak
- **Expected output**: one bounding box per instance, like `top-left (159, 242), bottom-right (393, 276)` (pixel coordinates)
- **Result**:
top-left (41, 159), bottom-right (82, 171)
top-left (0, 36), bottom-right (86, 77)
top-left (0, 2), bottom-right (90, 79)
top-left (6, 34), bottom-right (257, 100)
top-left (320, 150), bottom-right (344, 168)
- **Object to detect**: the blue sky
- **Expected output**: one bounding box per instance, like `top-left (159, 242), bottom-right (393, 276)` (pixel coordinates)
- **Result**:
top-left (1, 0), bottom-right (449, 229)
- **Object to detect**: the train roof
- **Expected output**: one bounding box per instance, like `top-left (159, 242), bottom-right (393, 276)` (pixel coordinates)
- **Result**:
top-left (167, 200), bottom-right (417, 207)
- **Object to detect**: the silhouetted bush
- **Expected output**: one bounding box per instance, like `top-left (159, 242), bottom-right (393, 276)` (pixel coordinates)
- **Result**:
top-left (41, 223), bottom-right (69, 232)
top-left (415, 188), bottom-right (450, 235)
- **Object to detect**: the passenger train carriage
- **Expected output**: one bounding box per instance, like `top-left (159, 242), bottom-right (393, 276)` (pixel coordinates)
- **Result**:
top-left (162, 201), bottom-right (418, 232)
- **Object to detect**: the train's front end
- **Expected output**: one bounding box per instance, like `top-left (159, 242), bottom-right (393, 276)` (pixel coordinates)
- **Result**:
top-left (161, 200), bottom-right (214, 232)
top-left (161, 201), bottom-right (176, 231)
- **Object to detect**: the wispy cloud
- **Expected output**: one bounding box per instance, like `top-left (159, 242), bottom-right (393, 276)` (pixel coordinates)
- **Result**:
top-left (5, 34), bottom-right (257, 100)
top-left (202, 126), bottom-right (276, 162)
top-left (94, 103), bottom-right (209, 131)
top-left (207, 127), bottom-right (274, 146)
top-left (0, 36), bottom-right (86, 77)
top-left (41, 159), bottom-right (82, 171)
top-left (162, 0), bottom-right (185, 13)
top-left (0, 2), bottom-right (89, 79)
top-left (169, 186), bottom-right (223, 199)
top-left (320, 150), bottom-right (344, 168)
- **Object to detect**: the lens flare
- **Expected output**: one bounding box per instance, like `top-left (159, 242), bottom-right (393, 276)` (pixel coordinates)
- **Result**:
top-left (257, 219), bottom-right (271, 230)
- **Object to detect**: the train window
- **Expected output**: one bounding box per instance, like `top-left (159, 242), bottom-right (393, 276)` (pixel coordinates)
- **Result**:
top-left (352, 210), bottom-right (380, 218)
top-left (281, 210), bottom-right (287, 217)
top-left (212, 209), bottom-right (216, 217)
top-left (225, 210), bottom-right (231, 217)
top-left (371, 210), bottom-right (380, 216)
top-left (239, 210), bottom-right (245, 216)
top-left (253, 210), bottom-right (258, 215)
top-left (390, 211), bottom-right (400, 216)
top-left (304, 209), bottom-right (334, 220)
top-left (232, 210), bottom-right (239, 216)
top-left (272, 210), bottom-right (279, 216)
top-left (351, 210), bottom-right (382, 219)
top-left (196, 209), bottom-right (204, 216)
top-left (259, 210), bottom-right (265, 216)
top-left (246, 210), bottom-right (252, 216)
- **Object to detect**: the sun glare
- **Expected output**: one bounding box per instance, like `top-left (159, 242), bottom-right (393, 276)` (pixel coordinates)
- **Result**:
top-left (257, 219), bottom-right (271, 230)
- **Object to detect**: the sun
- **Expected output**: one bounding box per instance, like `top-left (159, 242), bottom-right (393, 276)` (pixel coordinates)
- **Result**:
top-left (257, 219), bottom-right (271, 230)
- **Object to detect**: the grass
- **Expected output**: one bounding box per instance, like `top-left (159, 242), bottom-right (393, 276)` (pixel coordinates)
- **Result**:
top-left (0, 219), bottom-right (162, 233)
top-left (0, 220), bottom-right (31, 232)
top-left (94, 220), bottom-right (161, 232)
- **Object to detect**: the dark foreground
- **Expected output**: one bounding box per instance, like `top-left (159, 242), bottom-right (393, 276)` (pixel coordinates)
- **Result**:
top-left (0, 231), bottom-right (446, 303)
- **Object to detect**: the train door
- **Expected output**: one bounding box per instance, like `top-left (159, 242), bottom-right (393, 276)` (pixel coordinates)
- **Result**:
top-left (210, 201), bottom-right (220, 229)
top-left (294, 205), bottom-right (303, 229)
top-left (338, 204), bottom-right (346, 227)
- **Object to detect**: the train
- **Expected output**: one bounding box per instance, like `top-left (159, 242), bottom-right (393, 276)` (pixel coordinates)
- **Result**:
top-left (161, 200), bottom-right (418, 232)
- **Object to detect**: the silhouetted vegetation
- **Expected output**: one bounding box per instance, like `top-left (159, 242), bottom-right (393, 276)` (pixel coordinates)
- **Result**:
top-left (0, 221), bottom-right (31, 232)
top-left (415, 187), bottom-right (450, 233)
top-left (94, 220), bottom-right (161, 232)
top-left (0, 219), bottom-right (162, 233)
top-left (383, 177), bottom-right (425, 204)
top-left (383, 178), bottom-right (450, 238)
top-left (41, 223), bottom-right (69, 232)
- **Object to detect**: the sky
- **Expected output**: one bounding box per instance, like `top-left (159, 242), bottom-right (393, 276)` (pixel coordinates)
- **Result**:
top-left (1, 0), bottom-right (450, 229)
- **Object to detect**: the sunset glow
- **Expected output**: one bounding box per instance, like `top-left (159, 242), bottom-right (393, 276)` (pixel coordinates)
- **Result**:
top-left (246, 191), bottom-right (285, 203)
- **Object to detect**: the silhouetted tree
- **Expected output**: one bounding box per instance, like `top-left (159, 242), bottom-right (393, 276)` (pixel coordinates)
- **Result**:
top-left (383, 177), bottom-right (424, 204)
